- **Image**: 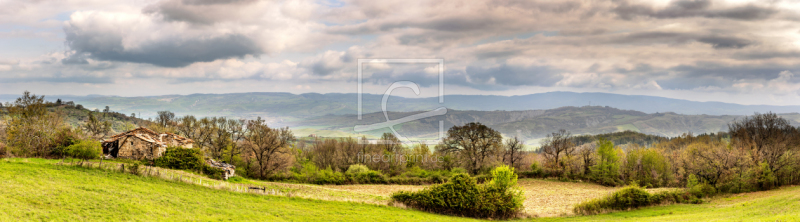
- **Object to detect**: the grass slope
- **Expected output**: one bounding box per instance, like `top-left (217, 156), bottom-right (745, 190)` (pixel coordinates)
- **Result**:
top-left (0, 159), bottom-right (474, 222)
top-left (533, 186), bottom-right (800, 222)
top-left (2, 158), bottom-right (799, 221)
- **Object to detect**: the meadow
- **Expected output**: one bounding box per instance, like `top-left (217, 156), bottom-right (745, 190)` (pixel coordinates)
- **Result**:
top-left (2, 158), bottom-right (799, 221)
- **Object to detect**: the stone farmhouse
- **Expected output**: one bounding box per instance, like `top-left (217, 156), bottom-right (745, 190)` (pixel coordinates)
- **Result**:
top-left (102, 127), bottom-right (194, 159)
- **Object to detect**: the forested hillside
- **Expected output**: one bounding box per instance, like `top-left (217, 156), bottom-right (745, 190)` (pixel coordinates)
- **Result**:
top-left (297, 106), bottom-right (800, 142)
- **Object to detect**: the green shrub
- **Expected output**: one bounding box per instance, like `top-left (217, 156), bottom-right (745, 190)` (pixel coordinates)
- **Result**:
top-left (153, 147), bottom-right (221, 179)
top-left (450, 167), bottom-right (468, 175)
top-left (474, 174), bottom-right (492, 183)
top-left (689, 183), bottom-right (716, 198)
top-left (345, 164), bottom-right (370, 175)
top-left (201, 165), bottom-right (225, 180)
top-left (51, 127), bottom-right (81, 157)
top-left (129, 161), bottom-right (142, 175)
top-left (574, 184), bottom-right (710, 215)
top-left (154, 147), bottom-right (205, 171)
top-left (65, 140), bottom-right (101, 161)
top-left (391, 165), bottom-right (524, 219)
top-left (349, 169), bottom-right (387, 184)
top-left (314, 167), bottom-right (346, 185)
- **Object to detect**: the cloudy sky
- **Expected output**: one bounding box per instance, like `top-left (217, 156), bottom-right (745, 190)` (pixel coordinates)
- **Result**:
top-left (2, 0), bottom-right (800, 105)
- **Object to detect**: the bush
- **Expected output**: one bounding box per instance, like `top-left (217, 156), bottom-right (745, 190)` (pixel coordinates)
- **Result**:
top-left (345, 164), bottom-right (370, 175)
top-left (343, 164), bottom-right (387, 184)
top-left (391, 165), bottom-right (524, 219)
top-left (129, 161), bottom-right (142, 175)
top-left (689, 183), bottom-right (716, 198)
top-left (314, 167), bottom-right (346, 185)
top-left (154, 147), bottom-right (221, 179)
top-left (154, 147), bottom-right (205, 171)
top-left (349, 169), bottom-right (387, 184)
top-left (574, 184), bottom-right (710, 215)
top-left (202, 165), bottom-right (225, 180)
top-left (474, 174), bottom-right (492, 183)
top-left (65, 140), bottom-right (101, 161)
top-left (51, 127), bottom-right (81, 158)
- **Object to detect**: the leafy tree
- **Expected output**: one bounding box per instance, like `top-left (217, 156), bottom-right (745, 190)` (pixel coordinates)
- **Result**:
top-left (244, 117), bottom-right (295, 178)
top-left (84, 112), bottom-right (111, 139)
top-left (440, 122), bottom-right (503, 174)
top-left (5, 91), bottom-right (65, 157)
top-left (622, 145), bottom-right (671, 187)
top-left (592, 138), bottom-right (620, 185)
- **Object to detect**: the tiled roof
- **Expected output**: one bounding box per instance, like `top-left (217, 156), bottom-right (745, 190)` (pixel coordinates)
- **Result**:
top-left (104, 127), bottom-right (191, 146)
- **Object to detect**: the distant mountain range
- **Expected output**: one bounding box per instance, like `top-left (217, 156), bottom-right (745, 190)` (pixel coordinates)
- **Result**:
top-left (2, 91), bottom-right (797, 119)
top-left (297, 106), bottom-right (800, 143)
top-left (2, 91), bottom-right (798, 142)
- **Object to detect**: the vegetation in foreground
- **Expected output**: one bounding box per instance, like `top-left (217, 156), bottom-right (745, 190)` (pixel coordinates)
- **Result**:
top-left (0, 158), bottom-right (474, 222)
top-left (2, 158), bottom-right (800, 221)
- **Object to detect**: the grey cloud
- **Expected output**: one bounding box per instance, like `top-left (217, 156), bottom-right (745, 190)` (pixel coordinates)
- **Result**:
top-left (65, 25), bottom-right (262, 67)
top-left (143, 0), bottom-right (258, 25)
top-left (61, 53), bottom-right (89, 65)
top-left (697, 36), bottom-right (752, 49)
top-left (0, 74), bottom-right (115, 84)
top-left (298, 50), bottom-right (357, 76)
top-left (733, 50), bottom-right (800, 60)
top-left (609, 31), bottom-right (754, 49)
top-left (669, 62), bottom-right (790, 79)
top-left (614, 0), bottom-right (777, 21)
top-left (559, 28), bottom-right (608, 36)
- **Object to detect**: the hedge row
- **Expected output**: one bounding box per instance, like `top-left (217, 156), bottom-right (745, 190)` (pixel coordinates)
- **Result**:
top-left (391, 165), bottom-right (524, 219)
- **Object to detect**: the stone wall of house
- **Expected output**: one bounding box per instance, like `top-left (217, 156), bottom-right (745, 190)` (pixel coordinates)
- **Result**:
top-left (117, 136), bottom-right (163, 160)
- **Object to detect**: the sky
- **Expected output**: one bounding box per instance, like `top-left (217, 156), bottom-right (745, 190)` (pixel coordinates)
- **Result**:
top-left (2, 0), bottom-right (800, 105)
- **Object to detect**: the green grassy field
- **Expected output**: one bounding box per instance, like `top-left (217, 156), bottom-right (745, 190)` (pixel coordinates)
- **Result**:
top-left (2, 158), bottom-right (799, 221)
top-left (0, 158), bottom-right (474, 222)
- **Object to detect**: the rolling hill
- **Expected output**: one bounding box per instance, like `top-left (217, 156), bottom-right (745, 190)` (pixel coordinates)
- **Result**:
top-left (3, 91), bottom-right (799, 122)
top-left (295, 106), bottom-right (800, 143)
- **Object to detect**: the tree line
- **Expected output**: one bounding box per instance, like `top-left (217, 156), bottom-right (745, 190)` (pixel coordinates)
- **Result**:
top-left (2, 91), bottom-right (799, 192)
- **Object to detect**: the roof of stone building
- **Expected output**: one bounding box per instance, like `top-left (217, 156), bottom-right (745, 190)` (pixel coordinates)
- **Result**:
top-left (104, 127), bottom-right (194, 145)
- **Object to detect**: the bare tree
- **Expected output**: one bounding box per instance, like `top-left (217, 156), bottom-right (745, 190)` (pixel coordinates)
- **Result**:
top-left (156, 111), bottom-right (175, 128)
top-left (577, 142), bottom-right (596, 175)
top-left (380, 132), bottom-right (402, 153)
top-left (502, 137), bottom-right (525, 170)
top-left (223, 118), bottom-right (247, 164)
top-left (244, 117), bottom-right (295, 178)
top-left (440, 122), bottom-right (503, 174)
top-left (729, 112), bottom-right (799, 175)
top-left (541, 129), bottom-right (575, 175)
top-left (176, 115), bottom-right (198, 140)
